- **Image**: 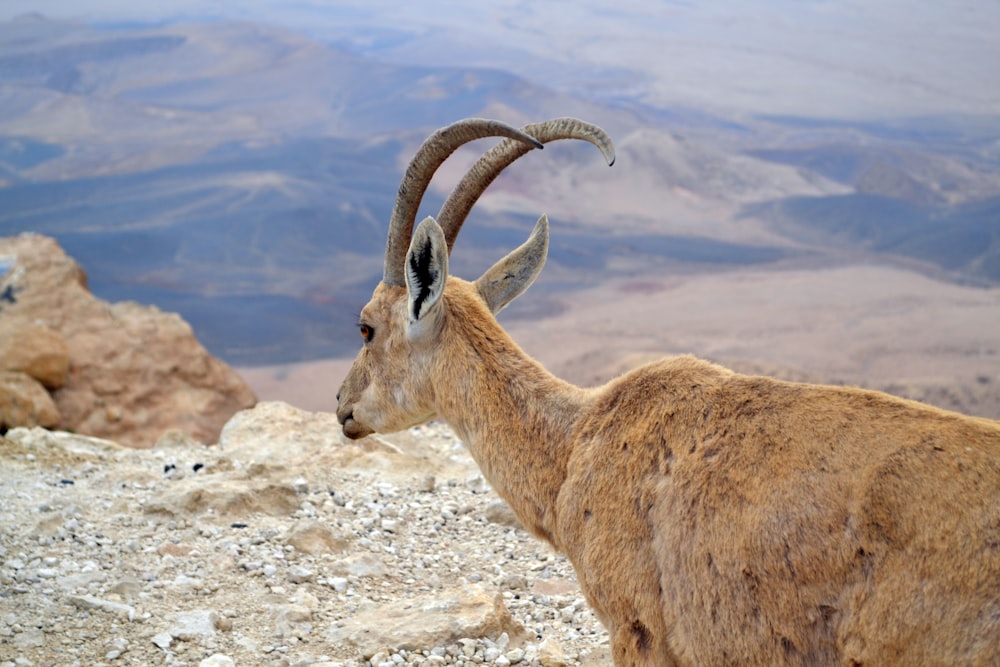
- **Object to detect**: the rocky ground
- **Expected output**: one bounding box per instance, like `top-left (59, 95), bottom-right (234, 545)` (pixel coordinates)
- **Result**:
top-left (0, 402), bottom-right (611, 667)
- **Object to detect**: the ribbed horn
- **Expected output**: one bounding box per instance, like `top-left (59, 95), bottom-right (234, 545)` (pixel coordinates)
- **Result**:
top-left (382, 119), bottom-right (544, 286)
top-left (436, 117), bottom-right (615, 253)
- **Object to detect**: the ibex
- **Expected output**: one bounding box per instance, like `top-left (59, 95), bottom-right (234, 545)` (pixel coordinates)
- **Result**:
top-left (336, 118), bottom-right (1000, 666)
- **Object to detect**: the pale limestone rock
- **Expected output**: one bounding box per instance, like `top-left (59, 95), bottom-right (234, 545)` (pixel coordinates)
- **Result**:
top-left (537, 635), bottom-right (569, 667)
top-left (12, 627), bottom-right (44, 649)
top-left (218, 401), bottom-right (351, 460)
top-left (4, 425), bottom-right (124, 458)
top-left (219, 402), bottom-right (476, 483)
top-left (285, 520), bottom-right (350, 555)
top-left (269, 603), bottom-right (313, 638)
top-left (324, 584), bottom-right (524, 656)
top-left (328, 552), bottom-right (386, 579)
top-left (146, 474), bottom-right (300, 518)
top-left (166, 609), bottom-right (219, 641)
top-left (67, 594), bottom-right (136, 620)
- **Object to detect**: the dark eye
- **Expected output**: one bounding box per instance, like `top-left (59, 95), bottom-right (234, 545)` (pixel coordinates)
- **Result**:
top-left (359, 323), bottom-right (374, 342)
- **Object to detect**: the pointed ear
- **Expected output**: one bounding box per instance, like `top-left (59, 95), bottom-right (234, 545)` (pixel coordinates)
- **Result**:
top-left (475, 214), bottom-right (549, 314)
top-left (406, 216), bottom-right (449, 325)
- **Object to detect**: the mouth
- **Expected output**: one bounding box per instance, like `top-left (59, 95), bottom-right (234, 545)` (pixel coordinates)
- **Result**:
top-left (341, 416), bottom-right (374, 440)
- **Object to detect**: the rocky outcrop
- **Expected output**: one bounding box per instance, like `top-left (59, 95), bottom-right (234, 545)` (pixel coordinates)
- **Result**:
top-left (0, 319), bottom-right (70, 430)
top-left (0, 233), bottom-right (256, 446)
top-left (0, 322), bottom-right (69, 389)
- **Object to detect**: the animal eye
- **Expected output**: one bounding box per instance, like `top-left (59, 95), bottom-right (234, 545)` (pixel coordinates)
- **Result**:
top-left (359, 323), bottom-right (374, 342)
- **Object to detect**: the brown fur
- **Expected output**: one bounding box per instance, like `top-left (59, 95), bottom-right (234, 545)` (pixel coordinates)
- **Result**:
top-left (336, 119), bottom-right (1000, 664)
top-left (338, 276), bottom-right (1000, 666)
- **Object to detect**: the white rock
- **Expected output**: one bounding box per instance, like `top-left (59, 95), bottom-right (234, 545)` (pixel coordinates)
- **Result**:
top-left (199, 654), bottom-right (236, 667)
top-left (287, 565), bottom-right (314, 583)
top-left (67, 594), bottom-right (135, 621)
top-left (166, 609), bottom-right (219, 641)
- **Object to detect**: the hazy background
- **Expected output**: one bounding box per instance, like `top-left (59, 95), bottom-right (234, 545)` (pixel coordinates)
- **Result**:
top-left (1, 1), bottom-right (998, 414)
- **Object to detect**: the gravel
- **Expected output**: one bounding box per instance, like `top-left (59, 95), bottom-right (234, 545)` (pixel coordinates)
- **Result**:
top-left (0, 414), bottom-right (611, 666)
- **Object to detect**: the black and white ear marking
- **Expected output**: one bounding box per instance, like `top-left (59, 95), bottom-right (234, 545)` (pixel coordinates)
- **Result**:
top-left (406, 217), bottom-right (449, 323)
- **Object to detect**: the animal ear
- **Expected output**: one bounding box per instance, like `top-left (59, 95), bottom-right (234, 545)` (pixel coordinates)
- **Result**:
top-left (406, 216), bottom-right (449, 325)
top-left (475, 214), bottom-right (549, 314)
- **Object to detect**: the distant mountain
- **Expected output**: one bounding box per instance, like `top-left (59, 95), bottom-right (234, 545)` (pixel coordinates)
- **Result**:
top-left (745, 194), bottom-right (1000, 286)
top-left (1, 17), bottom-right (999, 366)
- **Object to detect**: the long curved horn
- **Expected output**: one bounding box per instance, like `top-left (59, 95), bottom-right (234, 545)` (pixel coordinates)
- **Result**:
top-left (436, 117), bottom-right (616, 253)
top-left (382, 119), bottom-right (544, 286)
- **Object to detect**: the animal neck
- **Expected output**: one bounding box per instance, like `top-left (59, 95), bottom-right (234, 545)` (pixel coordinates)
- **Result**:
top-left (431, 289), bottom-right (591, 547)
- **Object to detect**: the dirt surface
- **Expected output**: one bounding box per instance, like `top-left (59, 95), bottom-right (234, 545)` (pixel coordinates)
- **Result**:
top-left (0, 405), bottom-right (612, 667)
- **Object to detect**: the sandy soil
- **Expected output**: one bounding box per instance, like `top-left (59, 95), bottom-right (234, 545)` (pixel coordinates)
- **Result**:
top-left (239, 263), bottom-right (1000, 420)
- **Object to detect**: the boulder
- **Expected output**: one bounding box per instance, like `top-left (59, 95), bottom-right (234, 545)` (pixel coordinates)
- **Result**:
top-left (0, 233), bottom-right (256, 447)
top-left (0, 323), bottom-right (69, 388)
top-left (0, 370), bottom-right (60, 429)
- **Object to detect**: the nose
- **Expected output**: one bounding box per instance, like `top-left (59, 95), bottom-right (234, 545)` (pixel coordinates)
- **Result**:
top-left (335, 392), bottom-right (352, 426)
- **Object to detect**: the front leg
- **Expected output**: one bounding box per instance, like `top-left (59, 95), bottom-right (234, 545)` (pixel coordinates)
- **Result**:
top-left (610, 619), bottom-right (680, 666)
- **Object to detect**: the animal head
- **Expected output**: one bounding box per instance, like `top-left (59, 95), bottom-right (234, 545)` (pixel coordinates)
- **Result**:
top-left (336, 118), bottom-right (614, 439)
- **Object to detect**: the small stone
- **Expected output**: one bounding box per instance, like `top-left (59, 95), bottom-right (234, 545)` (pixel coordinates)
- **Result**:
top-left (417, 475), bottom-right (436, 493)
top-left (287, 566), bottom-right (314, 584)
top-left (199, 654), bottom-right (236, 667)
top-left (537, 636), bottom-right (568, 667)
top-left (484, 501), bottom-right (522, 528)
top-left (158, 543), bottom-right (196, 558)
top-left (108, 577), bottom-right (142, 599)
top-left (68, 595), bottom-right (135, 621)
top-left (285, 521), bottom-right (349, 555)
top-left (151, 632), bottom-right (172, 649)
top-left (505, 648), bottom-right (525, 664)
top-left (500, 574), bottom-right (528, 591)
top-left (166, 609), bottom-right (219, 641)
top-left (459, 638), bottom-right (476, 658)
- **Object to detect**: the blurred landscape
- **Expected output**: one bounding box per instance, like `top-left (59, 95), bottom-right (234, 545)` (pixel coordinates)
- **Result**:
top-left (1, 2), bottom-right (998, 416)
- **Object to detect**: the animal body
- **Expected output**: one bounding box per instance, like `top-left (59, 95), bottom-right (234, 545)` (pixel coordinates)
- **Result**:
top-left (336, 117), bottom-right (1000, 666)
